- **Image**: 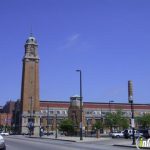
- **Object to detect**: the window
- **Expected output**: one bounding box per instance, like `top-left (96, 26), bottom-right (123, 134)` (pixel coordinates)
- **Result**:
top-left (62, 111), bottom-right (65, 114)
top-left (50, 111), bottom-right (53, 114)
top-left (57, 111), bottom-right (60, 114)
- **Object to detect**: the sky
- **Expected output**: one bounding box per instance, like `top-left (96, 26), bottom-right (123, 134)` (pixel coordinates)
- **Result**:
top-left (0, 0), bottom-right (150, 105)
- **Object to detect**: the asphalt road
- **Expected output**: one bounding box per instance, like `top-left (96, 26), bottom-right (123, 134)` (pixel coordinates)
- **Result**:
top-left (4, 135), bottom-right (135, 150)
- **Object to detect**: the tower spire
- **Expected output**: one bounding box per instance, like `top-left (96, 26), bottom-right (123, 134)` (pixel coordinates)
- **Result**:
top-left (30, 25), bottom-right (33, 37)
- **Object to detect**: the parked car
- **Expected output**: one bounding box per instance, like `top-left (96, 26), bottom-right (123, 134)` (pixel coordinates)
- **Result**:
top-left (0, 132), bottom-right (9, 136)
top-left (138, 129), bottom-right (150, 139)
top-left (0, 135), bottom-right (6, 150)
top-left (124, 129), bottom-right (142, 139)
top-left (111, 131), bottom-right (124, 138)
top-left (44, 132), bottom-right (54, 136)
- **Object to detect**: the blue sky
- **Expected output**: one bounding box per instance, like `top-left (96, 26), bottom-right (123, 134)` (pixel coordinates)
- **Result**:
top-left (0, 0), bottom-right (150, 105)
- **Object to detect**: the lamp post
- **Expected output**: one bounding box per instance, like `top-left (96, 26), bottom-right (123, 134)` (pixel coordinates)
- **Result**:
top-left (109, 100), bottom-right (114, 113)
top-left (28, 97), bottom-right (34, 136)
top-left (87, 118), bottom-right (89, 137)
top-left (108, 100), bottom-right (114, 133)
top-left (76, 69), bottom-right (83, 140)
top-left (39, 114), bottom-right (42, 137)
top-left (47, 106), bottom-right (49, 135)
top-left (55, 114), bottom-right (57, 139)
top-left (128, 80), bottom-right (135, 145)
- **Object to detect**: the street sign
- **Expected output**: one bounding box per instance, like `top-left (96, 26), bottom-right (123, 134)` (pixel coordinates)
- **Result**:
top-left (131, 118), bottom-right (135, 128)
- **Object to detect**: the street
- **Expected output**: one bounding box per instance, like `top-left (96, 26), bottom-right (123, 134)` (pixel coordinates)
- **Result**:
top-left (4, 135), bottom-right (137, 150)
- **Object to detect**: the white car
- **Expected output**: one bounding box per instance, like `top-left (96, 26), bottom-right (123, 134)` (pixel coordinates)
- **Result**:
top-left (111, 131), bottom-right (124, 138)
top-left (0, 135), bottom-right (6, 150)
top-left (0, 132), bottom-right (9, 136)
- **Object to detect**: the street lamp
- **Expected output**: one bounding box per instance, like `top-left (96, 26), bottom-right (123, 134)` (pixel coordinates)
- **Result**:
top-left (109, 100), bottom-right (114, 113)
top-left (28, 97), bottom-right (34, 136)
top-left (39, 114), bottom-right (42, 137)
top-left (128, 80), bottom-right (135, 145)
top-left (76, 69), bottom-right (83, 140)
top-left (47, 106), bottom-right (49, 135)
top-left (55, 114), bottom-right (58, 139)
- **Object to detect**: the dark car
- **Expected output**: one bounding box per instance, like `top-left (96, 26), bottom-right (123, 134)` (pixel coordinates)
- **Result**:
top-left (0, 135), bottom-right (6, 150)
top-left (124, 129), bottom-right (142, 139)
top-left (138, 129), bottom-right (150, 139)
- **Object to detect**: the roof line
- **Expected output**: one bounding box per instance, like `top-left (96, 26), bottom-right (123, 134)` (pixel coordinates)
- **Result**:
top-left (40, 100), bottom-right (150, 106)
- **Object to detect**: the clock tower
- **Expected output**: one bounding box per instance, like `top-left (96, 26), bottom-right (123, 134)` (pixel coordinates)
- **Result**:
top-left (20, 34), bottom-right (40, 136)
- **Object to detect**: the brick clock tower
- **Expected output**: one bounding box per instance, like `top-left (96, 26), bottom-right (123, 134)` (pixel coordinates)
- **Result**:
top-left (20, 34), bottom-right (40, 136)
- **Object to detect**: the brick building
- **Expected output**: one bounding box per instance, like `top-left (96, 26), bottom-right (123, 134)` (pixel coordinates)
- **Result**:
top-left (0, 113), bottom-right (12, 127)
top-left (0, 101), bottom-right (15, 128)
top-left (3, 100), bottom-right (15, 114)
top-left (38, 97), bottom-right (150, 133)
top-left (0, 97), bottom-right (150, 134)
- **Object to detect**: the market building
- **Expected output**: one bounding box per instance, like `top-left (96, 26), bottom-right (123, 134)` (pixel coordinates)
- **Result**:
top-left (1, 98), bottom-right (150, 134)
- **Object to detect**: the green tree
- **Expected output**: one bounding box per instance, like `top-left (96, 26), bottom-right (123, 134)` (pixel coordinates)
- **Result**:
top-left (59, 119), bottom-right (74, 135)
top-left (120, 117), bottom-right (129, 129)
top-left (105, 110), bottom-right (129, 131)
top-left (93, 120), bottom-right (103, 130)
top-left (136, 114), bottom-right (150, 128)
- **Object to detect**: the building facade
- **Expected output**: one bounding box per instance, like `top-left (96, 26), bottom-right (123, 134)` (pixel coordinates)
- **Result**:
top-left (0, 98), bottom-right (150, 134)
top-left (38, 97), bottom-right (150, 134)
top-left (0, 101), bottom-right (14, 131)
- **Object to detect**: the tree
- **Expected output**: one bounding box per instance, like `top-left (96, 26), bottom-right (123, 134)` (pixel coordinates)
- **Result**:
top-left (59, 119), bottom-right (74, 135)
top-left (136, 114), bottom-right (150, 129)
top-left (93, 120), bottom-right (103, 130)
top-left (104, 110), bottom-right (129, 131)
top-left (120, 117), bottom-right (129, 129)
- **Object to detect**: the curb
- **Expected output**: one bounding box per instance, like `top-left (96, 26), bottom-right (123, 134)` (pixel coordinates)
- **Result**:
top-left (28, 136), bottom-right (76, 142)
top-left (28, 136), bottom-right (109, 143)
top-left (113, 144), bottom-right (150, 149)
top-left (113, 144), bottom-right (136, 149)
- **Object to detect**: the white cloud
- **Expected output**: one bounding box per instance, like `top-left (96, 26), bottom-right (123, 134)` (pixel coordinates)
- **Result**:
top-left (68, 33), bottom-right (80, 42)
top-left (58, 33), bottom-right (80, 50)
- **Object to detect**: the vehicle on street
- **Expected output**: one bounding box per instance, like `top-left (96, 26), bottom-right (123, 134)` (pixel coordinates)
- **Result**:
top-left (111, 131), bottom-right (124, 138)
top-left (44, 131), bottom-right (54, 136)
top-left (0, 132), bottom-right (9, 136)
top-left (138, 129), bottom-right (150, 139)
top-left (0, 135), bottom-right (6, 150)
top-left (124, 129), bottom-right (142, 139)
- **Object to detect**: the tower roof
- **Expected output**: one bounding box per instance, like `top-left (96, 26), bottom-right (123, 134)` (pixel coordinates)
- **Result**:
top-left (25, 34), bottom-right (38, 45)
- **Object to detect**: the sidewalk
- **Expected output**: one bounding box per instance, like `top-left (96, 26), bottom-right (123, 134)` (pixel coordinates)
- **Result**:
top-left (29, 135), bottom-right (111, 142)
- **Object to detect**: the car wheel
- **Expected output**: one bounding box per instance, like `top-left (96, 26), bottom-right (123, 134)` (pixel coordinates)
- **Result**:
top-left (116, 135), bottom-right (120, 138)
